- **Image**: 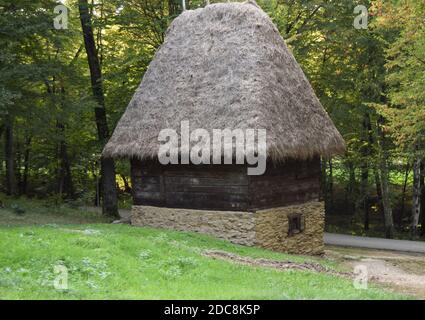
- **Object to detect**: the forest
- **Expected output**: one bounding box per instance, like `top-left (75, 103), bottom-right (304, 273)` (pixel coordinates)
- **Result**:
top-left (0, 0), bottom-right (424, 240)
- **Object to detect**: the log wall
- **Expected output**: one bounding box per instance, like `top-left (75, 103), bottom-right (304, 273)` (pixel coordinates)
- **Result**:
top-left (131, 157), bottom-right (320, 211)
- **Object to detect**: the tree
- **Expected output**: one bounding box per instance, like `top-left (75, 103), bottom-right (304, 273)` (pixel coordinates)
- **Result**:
top-left (378, 0), bottom-right (425, 237)
top-left (376, 115), bottom-right (395, 238)
top-left (4, 113), bottom-right (16, 195)
top-left (78, 0), bottom-right (119, 217)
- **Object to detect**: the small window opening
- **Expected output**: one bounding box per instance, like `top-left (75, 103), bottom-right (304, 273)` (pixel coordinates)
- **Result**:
top-left (288, 214), bottom-right (305, 236)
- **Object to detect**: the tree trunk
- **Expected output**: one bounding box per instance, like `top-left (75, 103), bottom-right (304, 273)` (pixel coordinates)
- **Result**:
top-left (4, 114), bottom-right (17, 196)
top-left (121, 174), bottom-right (132, 193)
top-left (328, 159), bottom-right (334, 213)
top-left (21, 136), bottom-right (31, 195)
top-left (411, 156), bottom-right (422, 237)
top-left (399, 162), bottom-right (410, 228)
top-left (374, 169), bottom-right (384, 218)
top-left (57, 122), bottom-right (75, 199)
top-left (79, 0), bottom-right (118, 217)
top-left (360, 166), bottom-right (369, 231)
top-left (379, 168), bottom-right (394, 238)
top-left (57, 86), bottom-right (75, 199)
top-left (15, 137), bottom-right (22, 193)
top-left (421, 166), bottom-right (425, 236)
top-left (360, 112), bottom-right (371, 231)
top-left (168, 0), bottom-right (179, 16)
top-left (101, 157), bottom-right (118, 215)
top-left (93, 173), bottom-right (101, 207)
top-left (320, 157), bottom-right (327, 201)
top-left (377, 116), bottom-right (394, 238)
top-left (321, 158), bottom-right (333, 216)
top-left (346, 161), bottom-right (356, 216)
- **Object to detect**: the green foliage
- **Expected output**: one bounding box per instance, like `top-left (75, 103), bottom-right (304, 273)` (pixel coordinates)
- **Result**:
top-left (378, 1), bottom-right (425, 157)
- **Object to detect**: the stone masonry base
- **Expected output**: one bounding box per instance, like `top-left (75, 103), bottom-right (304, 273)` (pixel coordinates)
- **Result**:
top-left (131, 201), bottom-right (325, 255)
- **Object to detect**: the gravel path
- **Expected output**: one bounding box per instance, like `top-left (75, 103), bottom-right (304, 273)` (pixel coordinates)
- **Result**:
top-left (325, 233), bottom-right (425, 254)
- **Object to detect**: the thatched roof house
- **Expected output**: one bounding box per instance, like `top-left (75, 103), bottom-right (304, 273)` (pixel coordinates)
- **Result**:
top-left (103, 1), bottom-right (345, 255)
top-left (103, 1), bottom-right (345, 161)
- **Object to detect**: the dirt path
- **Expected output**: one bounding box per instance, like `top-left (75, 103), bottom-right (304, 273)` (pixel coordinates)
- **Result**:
top-left (203, 250), bottom-right (352, 278)
top-left (325, 246), bottom-right (425, 298)
top-left (204, 248), bottom-right (425, 298)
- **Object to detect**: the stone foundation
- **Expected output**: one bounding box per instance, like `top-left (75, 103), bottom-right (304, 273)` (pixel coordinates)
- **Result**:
top-left (132, 206), bottom-right (257, 246)
top-left (254, 202), bottom-right (325, 255)
top-left (132, 201), bottom-right (325, 255)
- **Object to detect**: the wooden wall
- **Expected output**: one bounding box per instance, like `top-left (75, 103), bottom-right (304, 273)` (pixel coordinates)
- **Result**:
top-left (249, 158), bottom-right (321, 210)
top-left (131, 157), bottom-right (320, 211)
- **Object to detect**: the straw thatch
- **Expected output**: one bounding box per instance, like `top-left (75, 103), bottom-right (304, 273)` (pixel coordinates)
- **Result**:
top-left (103, 1), bottom-right (345, 161)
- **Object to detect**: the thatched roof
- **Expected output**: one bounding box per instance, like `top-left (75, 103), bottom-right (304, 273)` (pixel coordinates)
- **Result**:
top-left (103, 1), bottom-right (345, 161)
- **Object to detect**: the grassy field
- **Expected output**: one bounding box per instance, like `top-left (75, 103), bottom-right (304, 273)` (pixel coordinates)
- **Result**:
top-left (0, 197), bottom-right (410, 300)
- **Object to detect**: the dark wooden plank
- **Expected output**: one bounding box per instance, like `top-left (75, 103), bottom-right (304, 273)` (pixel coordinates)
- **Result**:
top-left (165, 184), bottom-right (248, 194)
top-left (162, 163), bottom-right (246, 173)
top-left (164, 176), bottom-right (248, 186)
top-left (251, 178), bottom-right (319, 195)
top-left (139, 182), bottom-right (161, 192)
top-left (164, 191), bottom-right (249, 211)
top-left (135, 176), bottom-right (160, 184)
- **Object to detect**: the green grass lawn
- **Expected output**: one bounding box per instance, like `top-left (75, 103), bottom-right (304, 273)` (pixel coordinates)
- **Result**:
top-left (0, 224), bottom-right (410, 300)
top-left (0, 197), bottom-right (410, 299)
